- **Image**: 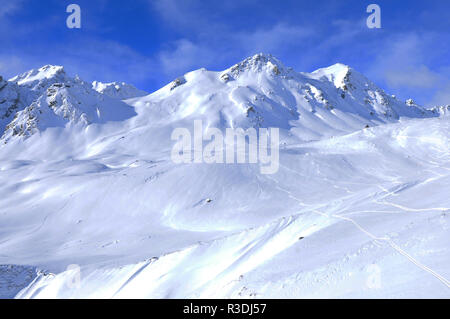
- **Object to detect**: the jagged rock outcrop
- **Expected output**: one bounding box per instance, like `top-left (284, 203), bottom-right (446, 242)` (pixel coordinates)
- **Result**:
top-left (1, 67), bottom-right (136, 142)
top-left (0, 76), bottom-right (22, 133)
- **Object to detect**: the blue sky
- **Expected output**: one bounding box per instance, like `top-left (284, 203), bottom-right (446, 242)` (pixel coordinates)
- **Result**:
top-left (0, 0), bottom-right (449, 106)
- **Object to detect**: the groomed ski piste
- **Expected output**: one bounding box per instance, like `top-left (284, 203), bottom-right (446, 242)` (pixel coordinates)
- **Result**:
top-left (0, 54), bottom-right (448, 298)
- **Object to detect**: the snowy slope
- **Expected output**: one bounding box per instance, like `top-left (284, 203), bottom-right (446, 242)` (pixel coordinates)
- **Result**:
top-left (92, 81), bottom-right (148, 100)
top-left (0, 54), bottom-right (448, 298)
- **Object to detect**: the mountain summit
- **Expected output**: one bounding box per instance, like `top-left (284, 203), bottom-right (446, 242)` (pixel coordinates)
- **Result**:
top-left (9, 65), bottom-right (68, 92)
top-left (92, 81), bottom-right (148, 100)
top-left (223, 53), bottom-right (289, 78)
top-left (132, 54), bottom-right (436, 143)
top-left (1, 66), bottom-right (137, 142)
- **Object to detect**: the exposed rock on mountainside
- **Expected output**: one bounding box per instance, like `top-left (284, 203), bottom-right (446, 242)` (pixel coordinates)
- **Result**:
top-left (0, 76), bottom-right (21, 130)
top-left (1, 66), bottom-right (137, 142)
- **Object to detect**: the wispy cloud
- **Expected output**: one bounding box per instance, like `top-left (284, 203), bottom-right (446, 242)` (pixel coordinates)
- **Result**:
top-left (0, 0), bottom-right (448, 106)
top-left (366, 33), bottom-right (450, 106)
top-left (0, 55), bottom-right (27, 77)
top-left (150, 1), bottom-right (450, 106)
top-left (151, 0), bottom-right (314, 75)
top-left (430, 85), bottom-right (450, 106)
top-left (0, 0), bottom-right (23, 17)
top-left (157, 23), bottom-right (313, 78)
top-left (385, 65), bottom-right (441, 89)
top-left (58, 39), bottom-right (158, 85)
top-left (0, 37), bottom-right (158, 90)
top-left (159, 39), bottom-right (214, 78)
top-left (235, 23), bottom-right (313, 56)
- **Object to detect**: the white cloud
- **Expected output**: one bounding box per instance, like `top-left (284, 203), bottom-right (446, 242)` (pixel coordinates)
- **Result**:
top-left (151, 0), bottom-right (314, 76)
top-left (235, 23), bottom-right (313, 56)
top-left (430, 85), bottom-right (450, 106)
top-left (385, 65), bottom-right (441, 89)
top-left (369, 34), bottom-right (427, 81)
top-left (150, 0), bottom-right (258, 33)
top-left (371, 34), bottom-right (442, 89)
top-left (364, 32), bottom-right (450, 106)
top-left (58, 39), bottom-right (158, 86)
top-left (159, 39), bottom-right (215, 77)
top-left (0, 55), bottom-right (28, 78)
top-left (157, 23), bottom-right (313, 78)
top-left (0, 38), bottom-right (158, 90)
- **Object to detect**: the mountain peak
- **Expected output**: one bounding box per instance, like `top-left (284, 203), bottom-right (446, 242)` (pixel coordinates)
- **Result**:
top-left (38, 64), bottom-right (65, 74)
top-left (92, 81), bottom-right (148, 100)
top-left (312, 63), bottom-right (351, 74)
top-left (311, 63), bottom-right (372, 92)
top-left (225, 53), bottom-right (288, 78)
top-left (9, 65), bottom-right (68, 89)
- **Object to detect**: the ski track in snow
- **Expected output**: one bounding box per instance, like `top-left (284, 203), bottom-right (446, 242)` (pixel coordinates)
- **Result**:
top-left (265, 170), bottom-right (450, 289)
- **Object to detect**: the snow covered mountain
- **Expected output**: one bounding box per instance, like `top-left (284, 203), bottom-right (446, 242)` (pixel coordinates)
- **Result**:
top-left (1, 66), bottom-right (136, 142)
top-left (0, 54), bottom-right (448, 298)
top-left (127, 54), bottom-right (436, 143)
top-left (0, 54), bottom-right (437, 144)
